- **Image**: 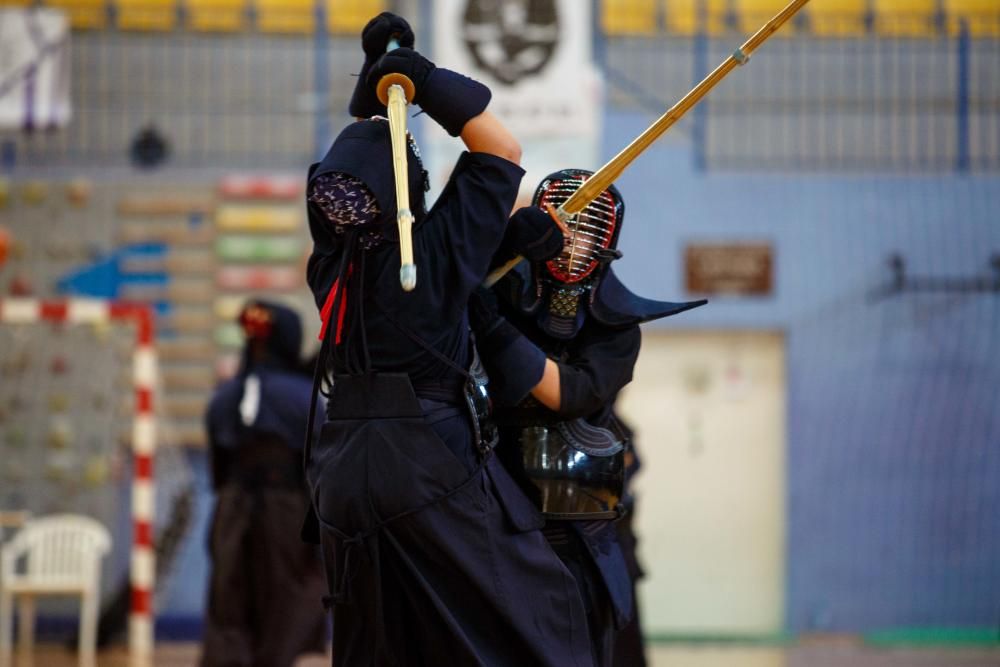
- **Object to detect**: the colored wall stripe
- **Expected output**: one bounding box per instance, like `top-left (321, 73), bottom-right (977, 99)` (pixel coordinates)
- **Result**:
top-left (214, 294), bottom-right (299, 320)
top-left (218, 174), bottom-right (301, 200)
top-left (213, 296), bottom-right (246, 320)
top-left (215, 235), bottom-right (302, 262)
top-left (214, 322), bottom-right (244, 349)
top-left (216, 265), bottom-right (301, 291)
top-left (215, 205), bottom-right (300, 232)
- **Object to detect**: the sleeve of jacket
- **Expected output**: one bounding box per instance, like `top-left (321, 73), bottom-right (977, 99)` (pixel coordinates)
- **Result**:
top-left (427, 151), bottom-right (525, 305)
top-left (555, 324), bottom-right (641, 419)
top-left (476, 318), bottom-right (547, 407)
top-left (204, 390), bottom-right (232, 491)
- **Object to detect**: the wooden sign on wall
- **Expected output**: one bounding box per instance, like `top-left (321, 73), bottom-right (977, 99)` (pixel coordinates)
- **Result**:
top-left (685, 243), bottom-right (773, 296)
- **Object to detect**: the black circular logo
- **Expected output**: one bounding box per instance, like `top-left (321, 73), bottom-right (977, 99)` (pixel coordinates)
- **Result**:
top-left (462, 0), bottom-right (559, 86)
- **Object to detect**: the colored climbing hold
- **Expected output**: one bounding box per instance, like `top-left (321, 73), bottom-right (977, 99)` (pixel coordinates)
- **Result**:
top-left (215, 353), bottom-right (240, 380)
top-left (2, 352), bottom-right (29, 376)
top-left (50, 356), bottom-right (70, 375)
top-left (83, 457), bottom-right (109, 487)
top-left (4, 461), bottom-right (26, 482)
top-left (91, 320), bottom-right (112, 342)
top-left (216, 235), bottom-right (302, 262)
top-left (21, 181), bottom-right (48, 205)
top-left (215, 322), bottom-right (244, 349)
top-left (216, 265), bottom-right (301, 291)
top-left (47, 419), bottom-right (72, 449)
top-left (0, 226), bottom-right (8, 267)
top-left (6, 426), bottom-right (26, 448)
top-left (218, 174), bottom-right (301, 200)
top-left (66, 178), bottom-right (93, 206)
top-left (9, 239), bottom-right (26, 261)
top-left (9, 274), bottom-right (33, 296)
top-left (48, 393), bottom-right (70, 412)
top-left (215, 205), bottom-right (300, 232)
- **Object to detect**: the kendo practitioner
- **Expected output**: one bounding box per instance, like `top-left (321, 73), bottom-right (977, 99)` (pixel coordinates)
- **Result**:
top-left (611, 411), bottom-right (647, 667)
top-left (470, 169), bottom-right (706, 666)
top-left (302, 13), bottom-right (594, 667)
top-left (201, 300), bottom-right (327, 667)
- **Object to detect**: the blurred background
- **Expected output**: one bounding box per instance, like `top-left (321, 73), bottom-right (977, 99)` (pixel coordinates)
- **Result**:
top-left (0, 0), bottom-right (997, 665)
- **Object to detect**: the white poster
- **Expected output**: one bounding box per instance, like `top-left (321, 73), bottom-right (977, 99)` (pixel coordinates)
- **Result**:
top-left (427, 0), bottom-right (603, 202)
top-left (0, 8), bottom-right (72, 130)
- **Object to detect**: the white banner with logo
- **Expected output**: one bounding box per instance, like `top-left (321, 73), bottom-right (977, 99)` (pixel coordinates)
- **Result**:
top-left (0, 8), bottom-right (72, 130)
top-left (425, 0), bottom-right (603, 203)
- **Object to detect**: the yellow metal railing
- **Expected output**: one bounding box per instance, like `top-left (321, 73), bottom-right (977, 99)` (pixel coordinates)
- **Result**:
top-left (599, 0), bottom-right (1000, 36)
top-left (3, 0), bottom-right (996, 37)
top-left (13, 0), bottom-right (384, 33)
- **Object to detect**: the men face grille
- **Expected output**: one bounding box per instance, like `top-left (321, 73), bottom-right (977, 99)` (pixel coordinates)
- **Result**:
top-left (536, 175), bottom-right (618, 284)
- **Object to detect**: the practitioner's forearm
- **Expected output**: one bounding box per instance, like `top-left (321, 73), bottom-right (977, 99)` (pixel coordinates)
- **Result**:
top-left (461, 111), bottom-right (522, 165)
top-left (529, 358), bottom-right (561, 411)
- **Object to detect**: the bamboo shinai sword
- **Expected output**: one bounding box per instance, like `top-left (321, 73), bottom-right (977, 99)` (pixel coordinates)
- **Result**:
top-left (376, 37), bottom-right (418, 292)
top-left (484, 0), bottom-right (812, 287)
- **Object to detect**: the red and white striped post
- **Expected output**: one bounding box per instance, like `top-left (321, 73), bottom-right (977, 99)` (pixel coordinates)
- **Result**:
top-left (0, 298), bottom-right (158, 666)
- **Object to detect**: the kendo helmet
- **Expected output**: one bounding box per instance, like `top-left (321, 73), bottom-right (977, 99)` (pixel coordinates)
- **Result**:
top-left (529, 168), bottom-right (625, 338)
top-left (238, 300), bottom-right (303, 370)
top-left (534, 168), bottom-right (624, 285)
top-left (308, 117), bottom-right (430, 237)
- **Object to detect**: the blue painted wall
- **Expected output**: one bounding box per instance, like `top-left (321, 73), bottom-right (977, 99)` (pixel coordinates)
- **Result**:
top-left (157, 452), bottom-right (213, 624)
top-left (605, 110), bottom-right (1000, 632)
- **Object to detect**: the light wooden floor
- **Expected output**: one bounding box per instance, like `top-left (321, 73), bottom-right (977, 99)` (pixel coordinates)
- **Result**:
top-left (10, 642), bottom-right (1000, 666)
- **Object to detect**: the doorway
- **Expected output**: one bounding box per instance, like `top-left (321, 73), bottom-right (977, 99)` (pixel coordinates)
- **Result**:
top-left (617, 330), bottom-right (787, 636)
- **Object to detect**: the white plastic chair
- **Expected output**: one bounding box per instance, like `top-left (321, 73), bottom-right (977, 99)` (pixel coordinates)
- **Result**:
top-left (0, 513), bottom-right (31, 545)
top-left (0, 515), bottom-right (111, 667)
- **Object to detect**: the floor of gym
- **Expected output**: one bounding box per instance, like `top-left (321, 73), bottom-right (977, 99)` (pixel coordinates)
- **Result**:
top-left (15, 641), bottom-right (1000, 666)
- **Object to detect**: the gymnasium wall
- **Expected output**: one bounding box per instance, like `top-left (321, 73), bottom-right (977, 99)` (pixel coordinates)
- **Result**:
top-left (1, 0), bottom-right (998, 640)
top-left (155, 106), bottom-right (1000, 633)
top-left (606, 112), bottom-right (1000, 632)
top-left (601, 10), bottom-right (999, 633)
top-left (100, 105), bottom-right (1000, 635)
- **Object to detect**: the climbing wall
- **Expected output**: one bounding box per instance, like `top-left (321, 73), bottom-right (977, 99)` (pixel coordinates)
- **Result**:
top-left (0, 172), bottom-right (315, 448)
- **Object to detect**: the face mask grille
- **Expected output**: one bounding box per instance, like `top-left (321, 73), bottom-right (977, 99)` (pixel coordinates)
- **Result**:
top-left (536, 175), bottom-right (618, 284)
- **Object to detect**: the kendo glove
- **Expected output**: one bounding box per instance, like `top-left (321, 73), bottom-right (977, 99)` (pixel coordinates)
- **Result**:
top-left (499, 206), bottom-right (565, 265)
top-left (348, 12), bottom-right (415, 119)
top-left (368, 48), bottom-right (492, 137)
top-left (468, 287), bottom-right (546, 406)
